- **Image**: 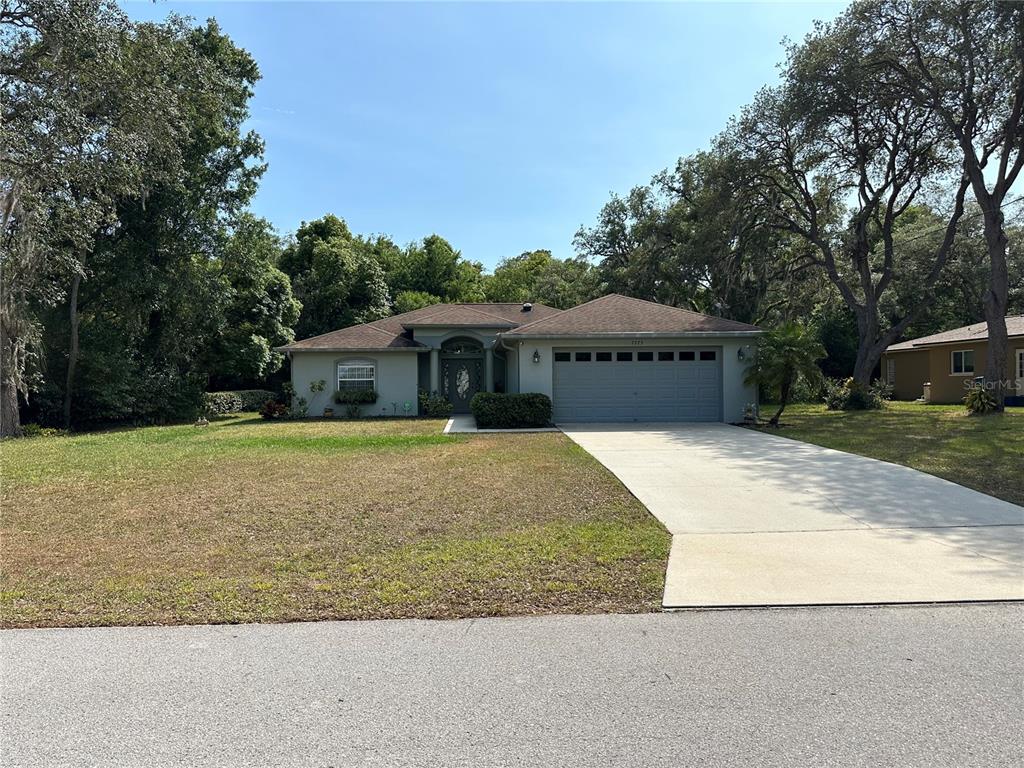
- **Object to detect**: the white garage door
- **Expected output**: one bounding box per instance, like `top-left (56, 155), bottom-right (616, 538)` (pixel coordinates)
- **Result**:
top-left (553, 348), bottom-right (722, 423)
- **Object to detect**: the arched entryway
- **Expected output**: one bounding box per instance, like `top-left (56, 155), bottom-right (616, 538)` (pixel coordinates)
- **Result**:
top-left (440, 337), bottom-right (484, 413)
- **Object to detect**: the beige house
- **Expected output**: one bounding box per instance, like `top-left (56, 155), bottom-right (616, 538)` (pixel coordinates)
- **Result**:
top-left (882, 316), bottom-right (1024, 404)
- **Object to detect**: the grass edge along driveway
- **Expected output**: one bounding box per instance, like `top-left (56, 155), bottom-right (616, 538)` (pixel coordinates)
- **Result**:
top-left (0, 415), bottom-right (670, 628)
top-left (752, 402), bottom-right (1023, 506)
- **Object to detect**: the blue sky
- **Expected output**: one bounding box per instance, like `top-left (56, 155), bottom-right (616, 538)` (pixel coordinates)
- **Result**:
top-left (123, 1), bottom-right (845, 270)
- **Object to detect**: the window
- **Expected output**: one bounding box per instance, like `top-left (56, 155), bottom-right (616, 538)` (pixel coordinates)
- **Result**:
top-left (657, 351), bottom-right (674, 361)
top-left (699, 351), bottom-right (716, 361)
top-left (637, 351), bottom-right (654, 361)
top-left (616, 351), bottom-right (633, 362)
top-left (679, 351), bottom-right (695, 361)
top-left (337, 360), bottom-right (375, 391)
top-left (596, 352), bottom-right (612, 362)
top-left (1017, 350), bottom-right (1024, 382)
top-left (951, 350), bottom-right (974, 375)
top-left (886, 358), bottom-right (896, 385)
top-left (575, 352), bottom-right (592, 362)
top-left (554, 352), bottom-right (570, 362)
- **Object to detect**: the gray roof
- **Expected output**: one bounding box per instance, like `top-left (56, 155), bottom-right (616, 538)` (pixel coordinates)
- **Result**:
top-left (502, 294), bottom-right (761, 338)
top-left (886, 316), bottom-right (1024, 352)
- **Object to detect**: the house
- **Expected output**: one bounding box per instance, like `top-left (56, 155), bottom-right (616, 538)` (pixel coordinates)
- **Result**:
top-left (882, 316), bottom-right (1024, 403)
top-left (277, 293), bottom-right (762, 423)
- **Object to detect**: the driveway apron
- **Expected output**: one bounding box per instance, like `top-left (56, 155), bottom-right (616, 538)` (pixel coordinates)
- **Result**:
top-left (562, 423), bottom-right (1024, 607)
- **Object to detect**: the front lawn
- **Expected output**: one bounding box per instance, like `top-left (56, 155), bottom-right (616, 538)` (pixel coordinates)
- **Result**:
top-left (0, 416), bottom-right (669, 628)
top-left (754, 402), bottom-right (1024, 505)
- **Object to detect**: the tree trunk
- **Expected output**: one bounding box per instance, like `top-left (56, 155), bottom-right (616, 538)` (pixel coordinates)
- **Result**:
top-left (980, 209), bottom-right (1010, 411)
top-left (62, 273), bottom-right (82, 429)
top-left (770, 378), bottom-right (791, 426)
top-left (0, 319), bottom-right (22, 438)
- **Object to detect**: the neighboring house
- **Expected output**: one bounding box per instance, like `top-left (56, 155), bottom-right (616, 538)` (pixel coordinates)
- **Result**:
top-left (882, 316), bottom-right (1024, 403)
top-left (277, 293), bottom-right (761, 423)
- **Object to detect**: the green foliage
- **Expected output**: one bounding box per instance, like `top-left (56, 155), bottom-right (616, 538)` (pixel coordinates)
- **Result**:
top-left (823, 378), bottom-right (889, 411)
top-left (387, 234), bottom-right (485, 303)
top-left (203, 390), bottom-right (277, 416)
top-left (745, 323), bottom-right (825, 424)
top-left (279, 215), bottom-right (391, 339)
top-left (17, 424), bottom-right (68, 439)
top-left (470, 393), bottom-right (552, 429)
top-left (418, 390), bottom-right (453, 418)
top-left (485, 250), bottom-right (601, 309)
top-left (964, 385), bottom-right (998, 416)
top-left (333, 389), bottom-right (379, 405)
top-left (393, 290), bottom-right (442, 314)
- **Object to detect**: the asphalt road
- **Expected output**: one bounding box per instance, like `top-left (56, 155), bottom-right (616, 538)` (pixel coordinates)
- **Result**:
top-left (2, 605), bottom-right (1022, 767)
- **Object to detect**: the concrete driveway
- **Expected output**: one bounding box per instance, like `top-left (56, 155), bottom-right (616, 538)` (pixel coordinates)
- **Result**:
top-left (562, 424), bottom-right (1024, 607)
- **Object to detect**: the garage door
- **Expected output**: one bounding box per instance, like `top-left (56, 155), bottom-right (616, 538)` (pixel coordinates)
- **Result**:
top-left (553, 348), bottom-right (722, 423)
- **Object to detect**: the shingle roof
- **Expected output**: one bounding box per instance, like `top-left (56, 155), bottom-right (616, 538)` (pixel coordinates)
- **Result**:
top-left (886, 316), bottom-right (1024, 352)
top-left (278, 302), bottom-right (561, 352)
top-left (502, 294), bottom-right (761, 337)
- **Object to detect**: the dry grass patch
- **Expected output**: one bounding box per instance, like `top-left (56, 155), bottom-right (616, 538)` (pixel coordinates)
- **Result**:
top-left (1, 416), bottom-right (669, 627)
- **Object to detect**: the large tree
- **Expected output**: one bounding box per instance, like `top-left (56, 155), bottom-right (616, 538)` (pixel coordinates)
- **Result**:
top-left (729, 11), bottom-right (968, 385)
top-left (864, 0), bottom-right (1024, 408)
top-left (279, 215), bottom-right (391, 339)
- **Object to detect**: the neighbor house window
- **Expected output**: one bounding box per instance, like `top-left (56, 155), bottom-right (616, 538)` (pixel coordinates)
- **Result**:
top-left (951, 350), bottom-right (974, 375)
top-left (886, 358), bottom-right (896, 384)
top-left (337, 360), bottom-right (375, 391)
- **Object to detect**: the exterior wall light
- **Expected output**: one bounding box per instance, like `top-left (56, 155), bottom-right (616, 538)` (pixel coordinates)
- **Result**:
top-left (737, 346), bottom-right (746, 361)
top-left (532, 350), bottom-right (541, 364)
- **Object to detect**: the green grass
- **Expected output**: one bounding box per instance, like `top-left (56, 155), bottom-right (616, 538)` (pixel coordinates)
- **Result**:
top-left (753, 402), bottom-right (1024, 505)
top-left (0, 415), bottom-right (669, 628)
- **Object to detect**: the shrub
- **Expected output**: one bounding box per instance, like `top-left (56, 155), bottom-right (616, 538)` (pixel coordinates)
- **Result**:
top-left (19, 424), bottom-right (68, 439)
top-left (470, 392), bottom-right (552, 429)
top-left (964, 385), bottom-right (998, 415)
top-left (259, 400), bottom-right (289, 420)
top-left (823, 378), bottom-right (887, 411)
top-left (204, 389), bottom-right (276, 416)
top-left (418, 389), bottom-right (453, 418)
top-left (334, 389), bottom-right (378, 405)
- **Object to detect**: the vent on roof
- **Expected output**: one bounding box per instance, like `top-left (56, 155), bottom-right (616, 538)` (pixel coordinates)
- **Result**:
top-left (522, 302), bottom-right (532, 312)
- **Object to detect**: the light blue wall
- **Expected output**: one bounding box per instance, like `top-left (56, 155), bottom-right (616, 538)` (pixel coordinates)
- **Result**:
top-left (290, 351), bottom-right (421, 418)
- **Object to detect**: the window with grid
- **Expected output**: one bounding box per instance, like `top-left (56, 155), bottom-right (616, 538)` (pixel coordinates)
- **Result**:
top-left (951, 350), bottom-right (974, 375)
top-left (337, 360), bottom-right (375, 391)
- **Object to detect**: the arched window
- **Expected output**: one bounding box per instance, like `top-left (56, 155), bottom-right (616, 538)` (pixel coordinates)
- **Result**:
top-left (442, 339), bottom-right (483, 355)
top-left (337, 359), bottom-right (375, 391)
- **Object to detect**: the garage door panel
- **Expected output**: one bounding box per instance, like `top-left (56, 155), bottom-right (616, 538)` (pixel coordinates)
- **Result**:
top-left (554, 348), bottom-right (722, 423)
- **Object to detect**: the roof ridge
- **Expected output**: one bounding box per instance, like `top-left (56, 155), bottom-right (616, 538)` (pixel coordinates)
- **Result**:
top-left (508, 293), bottom-right (610, 333)
top-left (410, 305), bottom-right (514, 324)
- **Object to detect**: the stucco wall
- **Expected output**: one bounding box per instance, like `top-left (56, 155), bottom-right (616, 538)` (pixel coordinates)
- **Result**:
top-left (289, 351), bottom-right (421, 417)
top-left (511, 337), bottom-right (758, 423)
top-left (885, 341), bottom-right (1022, 404)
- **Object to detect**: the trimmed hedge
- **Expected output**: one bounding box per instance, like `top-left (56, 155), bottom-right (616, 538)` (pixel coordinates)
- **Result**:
top-left (470, 392), bottom-right (552, 429)
top-left (203, 389), bottom-right (277, 415)
top-left (334, 389), bottom-right (378, 405)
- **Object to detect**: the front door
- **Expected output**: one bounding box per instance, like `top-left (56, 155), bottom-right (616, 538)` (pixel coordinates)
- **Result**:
top-left (441, 356), bottom-right (483, 413)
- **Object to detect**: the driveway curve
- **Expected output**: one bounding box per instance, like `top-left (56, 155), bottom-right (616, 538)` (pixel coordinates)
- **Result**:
top-left (562, 424), bottom-right (1024, 607)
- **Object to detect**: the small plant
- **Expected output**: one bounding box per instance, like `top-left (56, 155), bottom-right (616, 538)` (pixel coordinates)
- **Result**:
top-left (418, 389), bottom-right (453, 418)
top-left (291, 396), bottom-right (309, 419)
top-left (259, 400), bottom-right (289, 420)
top-left (344, 403), bottom-right (361, 419)
top-left (823, 377), bottom-right (888, 411)
top-left (964, 384), bottom-right (998, 415)
top-left (310, 379), bottom-right (326, 394)
top-left (19, 424), bottom-right (68, 438)
top-left (334, 388), bottom-right (378, 405)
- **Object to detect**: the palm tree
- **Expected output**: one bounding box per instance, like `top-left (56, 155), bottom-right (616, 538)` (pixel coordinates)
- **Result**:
top-left (745, 323), bottom-right (825, 426)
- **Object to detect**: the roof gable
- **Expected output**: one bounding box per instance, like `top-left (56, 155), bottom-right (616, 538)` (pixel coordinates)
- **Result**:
top-left (503, 294), bottom-right (761, 337)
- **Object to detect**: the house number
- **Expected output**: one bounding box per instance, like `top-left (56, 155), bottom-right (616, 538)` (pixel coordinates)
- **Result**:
top-left (630, 339), bottom-right (644, 346)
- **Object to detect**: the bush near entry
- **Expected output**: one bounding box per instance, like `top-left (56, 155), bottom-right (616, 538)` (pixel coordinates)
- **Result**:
top-left (471, 392), bottom-right (552, 429)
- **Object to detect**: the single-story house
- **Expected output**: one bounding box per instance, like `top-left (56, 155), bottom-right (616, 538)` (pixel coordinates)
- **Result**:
top-left (882, 316), bottom-right (1024, 403)
top-left (278, 293), bottom-right (762, 423)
